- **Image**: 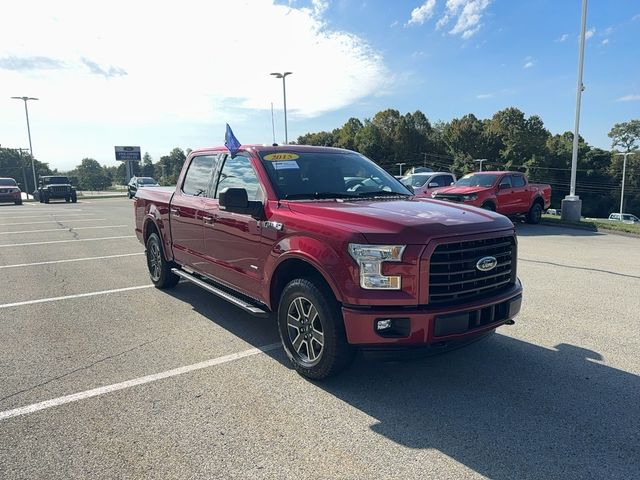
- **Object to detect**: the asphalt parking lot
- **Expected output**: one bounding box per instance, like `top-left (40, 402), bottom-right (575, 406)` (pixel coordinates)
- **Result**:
top-left (0, 198), bottom-right (639, 480)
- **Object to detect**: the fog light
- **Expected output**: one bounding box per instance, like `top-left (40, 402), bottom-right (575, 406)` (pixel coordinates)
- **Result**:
top-left (376, 319), bottom-right (393, 331)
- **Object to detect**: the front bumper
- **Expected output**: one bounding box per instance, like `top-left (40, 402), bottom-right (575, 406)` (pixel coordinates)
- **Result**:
top-left (0, 192), bottom-right (20, 202)
top-left (342, 279), bottom-right (522, 346)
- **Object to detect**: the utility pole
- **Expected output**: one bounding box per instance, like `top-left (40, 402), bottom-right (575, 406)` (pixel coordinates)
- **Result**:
top-left (395, 162), bottom-right (406, 176)
top-left (615, 152), bottom-right (634, 217)
top-left (11, 96), bottom-right (39, 196)
top-left (562, 0), bottom-right (588, 222)
top-left (474, 159), bottom-right (487, 171)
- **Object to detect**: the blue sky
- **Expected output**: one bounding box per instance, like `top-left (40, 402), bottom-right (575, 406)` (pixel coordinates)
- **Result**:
top-left (1, 0), bottom-right (638, 170)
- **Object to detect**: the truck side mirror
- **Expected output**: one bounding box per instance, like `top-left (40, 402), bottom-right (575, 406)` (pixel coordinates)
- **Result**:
top-left (219, 187), bottom-right (264, 220)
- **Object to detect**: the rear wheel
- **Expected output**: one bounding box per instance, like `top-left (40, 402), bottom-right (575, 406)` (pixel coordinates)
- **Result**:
top-left (278, 278), bottom-right (355, 379)
top-left (527, 202), bottom-right (543, 224)
top-left (43, 193), bottom-right (50, 204)
top-left (145, 232), bottom-right (179, 289)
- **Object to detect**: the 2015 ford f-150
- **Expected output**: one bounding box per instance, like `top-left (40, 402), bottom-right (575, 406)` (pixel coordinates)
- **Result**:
top-left (134, 145), bottom-right (523, 379)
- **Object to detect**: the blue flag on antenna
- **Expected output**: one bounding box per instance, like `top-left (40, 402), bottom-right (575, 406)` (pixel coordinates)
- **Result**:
top-left (224, 124), bottom-right (241, 157)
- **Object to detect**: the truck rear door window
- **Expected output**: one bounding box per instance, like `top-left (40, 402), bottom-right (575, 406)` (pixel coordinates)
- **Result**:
top-left (511, 175), bottom-right (525, 188)
top-left (182, 155), bottom-right (216, 197)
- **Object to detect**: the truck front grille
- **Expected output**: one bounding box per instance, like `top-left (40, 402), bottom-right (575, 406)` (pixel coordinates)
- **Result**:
top-left (433, 193), bottom-right (463, 202)
top-left (428, 235), bottom-right (516, 305)
top-left (50, 186), bottom-right (69, 194)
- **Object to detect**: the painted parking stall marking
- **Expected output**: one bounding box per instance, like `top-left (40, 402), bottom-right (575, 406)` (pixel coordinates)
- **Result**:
top-left (0, 218), bottom-right (107, 226)
top-left (0, 285), bottom-right (154, 309)
top-left (0, 235), bottom-right (136, 248)
top-left (0, 343), bottom-right (281, 421)
top-left (0, 252), bottom-right (144, 270)
top-left (0, 225), bottom-right (128, 235)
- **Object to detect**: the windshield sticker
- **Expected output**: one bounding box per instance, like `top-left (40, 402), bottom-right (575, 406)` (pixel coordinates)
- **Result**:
top-left (272, 160), bottom-right (300, 170)
top-left (263, 153), bottom-right (300, 161)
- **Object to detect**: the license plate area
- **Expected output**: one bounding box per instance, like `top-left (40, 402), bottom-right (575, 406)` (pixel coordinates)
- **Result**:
top-left (434, 295), bottom-right (522, 337)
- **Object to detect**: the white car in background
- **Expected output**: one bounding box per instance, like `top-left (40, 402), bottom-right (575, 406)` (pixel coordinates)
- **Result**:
top-left (608, 213), bottom-right (640, 224)
top-left (401, 172), bottom-right (456, 198)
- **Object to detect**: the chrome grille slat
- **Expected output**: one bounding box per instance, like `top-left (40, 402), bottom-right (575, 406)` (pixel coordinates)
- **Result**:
top-left (428, 235), bottom-right (516, 305)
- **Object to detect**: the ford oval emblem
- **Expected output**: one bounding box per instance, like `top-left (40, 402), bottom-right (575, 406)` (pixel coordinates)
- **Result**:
top-left (476, 256), bottom-right (497, 272)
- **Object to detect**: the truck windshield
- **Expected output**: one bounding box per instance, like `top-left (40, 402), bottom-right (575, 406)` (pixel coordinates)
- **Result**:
top-left (455, 174), bottom-right (499, 187)
top-left (43, 177), bottom-right (69, 184)
top-left (0, 178), bottom-right (17, 186)
top-left (259, 151), bottom-right (411, 200)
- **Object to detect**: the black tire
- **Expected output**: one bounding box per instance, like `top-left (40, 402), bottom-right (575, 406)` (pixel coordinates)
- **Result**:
top-left (128, 192), bottom-right (133, 199)
top-left (277, 278), bottom-right (355, 379)
top-left (527, 202), bottom-right (543, 224)
top-left (65, 196), bottom-right (71, 203)
top-left (145, 232), bottom-right (179, 289)
top-left (71, 193), bottom-right (77, 203)
top-left (38, 193), bottom-right (43, 203)
top-left (481, 202), bottom-right (496, 211)
top-left (43, 193), bottom-right (49, 204)
top-left (15, 199), bottom-right (22, 205)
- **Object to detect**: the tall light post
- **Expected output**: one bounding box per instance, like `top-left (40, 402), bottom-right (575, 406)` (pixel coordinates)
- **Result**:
top-left (395, 162), bottom-right (406, 176)
top-left (615, 152), bottom-right (634, 217)
top-left (474, 159), bottom-right (488, 171)
top-left (270, 72), bottom-right (292, 144)
top-left (562, 0), bottom-right (588, 222)
top-left (11, 96), bottom-right (39, 195)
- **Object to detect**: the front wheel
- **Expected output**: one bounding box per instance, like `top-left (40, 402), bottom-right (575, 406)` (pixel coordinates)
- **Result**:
top-left (527, 203), bottom-right (543, 224)
top-left (278, 278), bottom-right (355, 379)
top-left (43, 193), bottom-right (49, 204)
top-left (71, 193), bottom-right (77, 203)
top-left (145, 232), bottom-right (179, 289)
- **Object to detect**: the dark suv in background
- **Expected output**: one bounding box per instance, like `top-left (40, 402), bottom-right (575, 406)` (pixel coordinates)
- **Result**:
top-left (0, 177), bottom-right (22, 205)
top-left (128, 176), bottom-right (160, 198)
top-left (36, 176), bottom-right (77, 203)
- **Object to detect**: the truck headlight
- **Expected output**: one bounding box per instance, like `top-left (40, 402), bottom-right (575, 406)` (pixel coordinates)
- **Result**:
top-left (462, 194), bottom-right (477, 201)
top-left (348, 244), bottom-right (405, 290)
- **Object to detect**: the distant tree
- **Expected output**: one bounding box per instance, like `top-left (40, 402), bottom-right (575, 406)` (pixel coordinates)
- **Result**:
top-left (608, 120), bottom-right (640, 152)
top-left (142, 152), bottom-right (154, 177)
top-left (71, 158), bottom-right (112, 190)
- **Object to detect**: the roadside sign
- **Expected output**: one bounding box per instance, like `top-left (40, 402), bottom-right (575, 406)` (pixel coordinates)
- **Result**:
top-left (115, 146), bottom-right (141, 161)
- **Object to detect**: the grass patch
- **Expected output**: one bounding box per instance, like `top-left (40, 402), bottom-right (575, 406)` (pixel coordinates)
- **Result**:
top-left (542, 214), bottom-right (640, 235)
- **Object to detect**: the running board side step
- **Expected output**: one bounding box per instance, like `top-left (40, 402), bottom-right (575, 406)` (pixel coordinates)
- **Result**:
top-left (171, 268), bottom-right (269, 318)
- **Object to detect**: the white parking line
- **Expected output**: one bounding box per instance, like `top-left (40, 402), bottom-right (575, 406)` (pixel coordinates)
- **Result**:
top-left (0, 252), bottom-right (144, 269)
top-left (0, 213), bottom-right (94, 220)
top-left (0, 343), bottom-right (281, 421)
top-left (0, 209), bottom-right (83, 214)
top-left (0, 218), bottom-right (107, 226)
top-left (0, 225), bottom-right (128, 235)
top-left (0, 284), bottom-right (154, 309)
top-left (0, 235), bottom-right (136, 248)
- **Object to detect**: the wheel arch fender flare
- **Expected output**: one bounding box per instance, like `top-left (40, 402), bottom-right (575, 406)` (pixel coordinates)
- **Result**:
top-left (142, 206), bottom-right (173, 262)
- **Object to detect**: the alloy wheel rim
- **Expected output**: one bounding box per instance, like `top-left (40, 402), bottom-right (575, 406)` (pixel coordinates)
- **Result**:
top-left (148, 242), bottom-right (162, 281)
top-left (286, 296), bottom-right (324, 365)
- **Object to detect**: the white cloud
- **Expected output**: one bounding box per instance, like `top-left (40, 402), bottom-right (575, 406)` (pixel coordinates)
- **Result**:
top-left (632, 14), bottom-right (640, 21)
top-left (523, 61), bottom-right (534, 69)
top-left (407, 0), bottom-right (437, 26)
top-left (617, 94), bottom-right (640, 102)
top-left (601, 38), bottom-right (609, 45)
top-left (0, 0), bottom-right (389, 126)
top-left (584, 27), bottom-right (596, 40)
top-left (438, 0), bottom-right (491, 38)
top-left (476, 93), bottom-right (493, 99)
top-left (556, 33), bottom-right (569, 42)
top-left (390, 20), bottom-right (399, 27)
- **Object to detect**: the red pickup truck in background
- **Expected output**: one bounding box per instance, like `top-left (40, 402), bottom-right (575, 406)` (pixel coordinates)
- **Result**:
top-left (431, 171), bottom-right (551, 224)
top-left (134, 146), bottom-right (523, 379)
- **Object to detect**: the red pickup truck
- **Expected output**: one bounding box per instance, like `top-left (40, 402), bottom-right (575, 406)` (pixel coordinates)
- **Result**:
top-left (134, 146), bottom-right (523, 379)
top-left (431, 171), bottom-right (551, 224)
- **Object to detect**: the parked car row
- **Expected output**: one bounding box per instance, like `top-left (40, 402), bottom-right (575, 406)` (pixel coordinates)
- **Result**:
top-left (0, 177), bottom-right (22, 205)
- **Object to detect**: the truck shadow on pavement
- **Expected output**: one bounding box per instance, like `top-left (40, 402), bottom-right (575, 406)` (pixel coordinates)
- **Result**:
top-left (320, 334), bottom-right (639, 480)
top-left (166, 284), bottom-right (639, 479)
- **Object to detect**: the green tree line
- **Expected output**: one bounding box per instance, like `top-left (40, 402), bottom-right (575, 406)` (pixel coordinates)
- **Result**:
top-left (297, 109), bottom-right (640, 218)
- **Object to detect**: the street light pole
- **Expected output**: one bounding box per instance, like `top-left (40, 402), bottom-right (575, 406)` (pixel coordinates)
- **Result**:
top-left (270, 72), bottom-right (292, 144)
top-left (11, 96), bottom-right (39, 195)
top-left (562, 0), bottom-right (587, 222)
top-left (615, 152), bottom-right (634, 217)
top-left (395, 162), bottom-right (406, 176)
top-left (474, 159), bottom-right (487, 171)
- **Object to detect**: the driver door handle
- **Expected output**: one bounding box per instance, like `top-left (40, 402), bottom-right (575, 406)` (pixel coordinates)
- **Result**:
top-left (170, 207), bottom-right (180, 217)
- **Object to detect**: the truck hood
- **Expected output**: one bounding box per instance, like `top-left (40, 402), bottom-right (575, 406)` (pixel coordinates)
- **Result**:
top-left (433, 186), bottom-right (491, 195)
top-left (286, 198), bottom-right (513, 243)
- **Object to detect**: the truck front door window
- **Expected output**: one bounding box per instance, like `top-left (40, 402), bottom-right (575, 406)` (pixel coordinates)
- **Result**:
top-left (215, 155), bottom-right (262, 201)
